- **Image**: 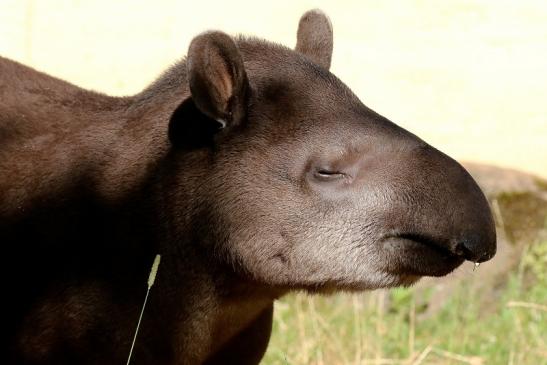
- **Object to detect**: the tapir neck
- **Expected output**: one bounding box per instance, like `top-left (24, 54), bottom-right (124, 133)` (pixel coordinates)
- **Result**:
top-left (121, 66), bottom-right (283, 361)
top-left (0, 56), bottom-right (278, 363)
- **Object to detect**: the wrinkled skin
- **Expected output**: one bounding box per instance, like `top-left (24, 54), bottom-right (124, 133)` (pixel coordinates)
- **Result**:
top-left (0, 9), bottom-right (495, 365)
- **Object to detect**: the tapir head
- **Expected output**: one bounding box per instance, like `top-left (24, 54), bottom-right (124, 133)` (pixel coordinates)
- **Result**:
top-left (169, 10), bottom-right (496, 290)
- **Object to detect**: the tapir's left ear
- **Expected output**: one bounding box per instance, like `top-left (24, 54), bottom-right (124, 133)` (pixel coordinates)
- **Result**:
top-left (295, 9), bottom-right (333, 70)
top-left (187, 31), bottom-right (249, 128)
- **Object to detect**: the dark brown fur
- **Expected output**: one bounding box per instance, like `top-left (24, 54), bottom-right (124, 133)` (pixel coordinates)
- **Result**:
top-left (0, 10), bottom-right (495, 365)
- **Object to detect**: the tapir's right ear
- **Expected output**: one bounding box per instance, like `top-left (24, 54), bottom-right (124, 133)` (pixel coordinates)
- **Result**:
top-left (186, 31), bottom-right (249, 128)
top-left (295, 9), bottom-right (333, 70)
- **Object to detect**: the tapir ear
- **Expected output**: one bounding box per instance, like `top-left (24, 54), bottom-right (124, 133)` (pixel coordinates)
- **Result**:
top-left (295, 9), bottom-right (333, 70)
top-left (187, 31), bottom-right (249, 128)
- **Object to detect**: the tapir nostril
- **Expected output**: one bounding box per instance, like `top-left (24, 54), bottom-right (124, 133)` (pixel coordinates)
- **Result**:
top-left (453, 241), bottom-right (475, 260)
top-left (452, 237), bottom-right (495, 263)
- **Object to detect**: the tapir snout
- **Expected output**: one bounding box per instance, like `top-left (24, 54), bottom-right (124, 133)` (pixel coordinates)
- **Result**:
top-left (375, 141), bottom-right (497, 276)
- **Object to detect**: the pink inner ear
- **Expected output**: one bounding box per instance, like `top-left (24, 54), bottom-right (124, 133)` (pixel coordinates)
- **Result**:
top-left (208, 50), bottom-right (234, 113)
top-left (217, 69), bottom-right (232, 111)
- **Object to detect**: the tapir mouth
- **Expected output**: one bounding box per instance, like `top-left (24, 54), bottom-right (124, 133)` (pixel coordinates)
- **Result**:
top-left (382, 233), bottom-right (465, 277)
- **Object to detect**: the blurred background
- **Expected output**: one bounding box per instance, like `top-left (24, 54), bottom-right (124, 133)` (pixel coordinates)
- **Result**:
top-left (2, 1), bottom-right (545, 364)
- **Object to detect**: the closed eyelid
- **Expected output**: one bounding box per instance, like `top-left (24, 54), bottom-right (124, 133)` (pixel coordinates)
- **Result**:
top-left (312, 168), bottom-right (352, 183)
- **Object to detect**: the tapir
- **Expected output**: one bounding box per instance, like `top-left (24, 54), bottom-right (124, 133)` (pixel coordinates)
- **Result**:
top-left (0, 9), bottom-right (496, 365)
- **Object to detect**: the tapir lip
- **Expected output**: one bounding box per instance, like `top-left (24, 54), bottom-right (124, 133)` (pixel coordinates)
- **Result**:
top-left (393, 232), bottom-right (453, 256)
top-left (383, 233), bottom-right (465, 277)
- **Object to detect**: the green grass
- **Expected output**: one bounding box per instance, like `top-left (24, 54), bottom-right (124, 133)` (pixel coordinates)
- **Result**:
top-left (262, 239), bottom-right (547, 365)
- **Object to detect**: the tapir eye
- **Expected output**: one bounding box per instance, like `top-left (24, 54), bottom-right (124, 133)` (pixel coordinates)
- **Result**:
top-left (313, 168), bottom-right (347, 182)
